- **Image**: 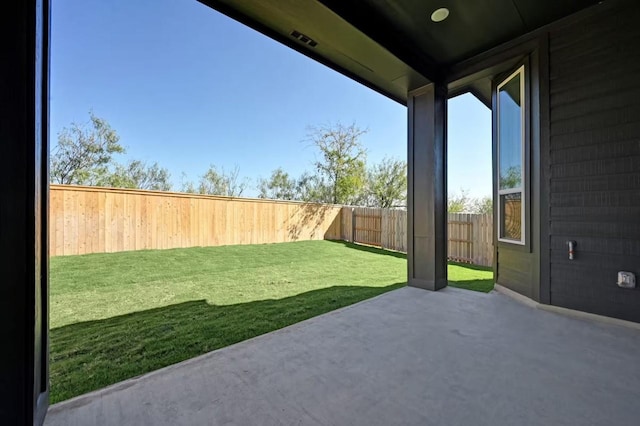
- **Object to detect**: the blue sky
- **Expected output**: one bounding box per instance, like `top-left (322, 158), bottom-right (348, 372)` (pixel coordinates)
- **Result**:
top-left (51, 0), bottom-right (491, 198)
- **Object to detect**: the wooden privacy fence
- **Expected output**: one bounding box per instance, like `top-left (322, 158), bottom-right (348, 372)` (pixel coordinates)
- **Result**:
top-left (447, 213), bottom-right (493, 266)
top-left (337, 207), bottom-right (407, 253)
top-left (338, 207), bottom-right (493, 266)
top-left (49, 185), bottom-right (342, 257)
top-left (49, 185), bottom-right (493, 266)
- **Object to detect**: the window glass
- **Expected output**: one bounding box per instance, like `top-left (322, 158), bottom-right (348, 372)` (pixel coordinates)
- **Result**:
top-left (500, 193), bottom-right (522, 241)
top-left (498, 75), bottom-right (522, 190)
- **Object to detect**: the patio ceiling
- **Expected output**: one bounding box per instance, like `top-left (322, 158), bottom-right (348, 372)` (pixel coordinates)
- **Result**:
top-left (197, 0), bottom-right (430, 103)
top-left (199, 0), bottom-right (601, 103)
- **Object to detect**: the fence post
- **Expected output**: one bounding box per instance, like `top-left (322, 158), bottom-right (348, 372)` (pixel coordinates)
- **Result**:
top-left (472, 214), bottom-right (479, 265)
top-left (380, 208), bottom-right (385, 250)
top-left (351, 208), bottom-right (356, 243)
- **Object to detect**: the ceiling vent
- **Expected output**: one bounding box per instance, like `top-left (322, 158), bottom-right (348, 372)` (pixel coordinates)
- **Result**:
top-left (290, 30), bottom-right (318, 47)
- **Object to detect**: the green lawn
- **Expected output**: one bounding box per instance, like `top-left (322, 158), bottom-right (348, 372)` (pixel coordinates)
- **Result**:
top-left (447, 261), bottom-right (494, 292)
top-left (50, 240), bottom-right (492, 403)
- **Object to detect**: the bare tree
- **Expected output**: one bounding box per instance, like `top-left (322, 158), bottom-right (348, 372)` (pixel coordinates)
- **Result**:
top-left (258, 168), bottom-right (298, 200)
top-left (448, 189), bottom-right (473, 213)
top-left (472, 196), bottom-right (493, 214)
top-left (102, 160), bottom-right (171, 191)
top-left (50, 112), bottom-right (124, 185)
top-left (366, 157), bottom-right (407, 208)
top-left (180, 172), bottom-right (197, 194)
top-left (307, 122), bottom-right (367, 205)
top-left (449, 189), bottom-right (493, 214)
top-left (197, 165), bottom-right (248, 197)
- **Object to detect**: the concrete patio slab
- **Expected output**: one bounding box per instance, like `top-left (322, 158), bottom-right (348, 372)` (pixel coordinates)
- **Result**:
top-left (45, 286), bottom-right (640, 426)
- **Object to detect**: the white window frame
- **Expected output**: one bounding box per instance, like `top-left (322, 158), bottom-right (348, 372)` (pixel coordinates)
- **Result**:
top-left (497, 65), bottom-right (526, 245)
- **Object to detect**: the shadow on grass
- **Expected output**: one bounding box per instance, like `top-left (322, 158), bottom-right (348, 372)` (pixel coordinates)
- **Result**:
top-left (447, 262), bottom-right (494, 293)
top-left (325, 240), bottom-right (407, 260)
top-left (50, 282), bottom-right (405, 404)
top-left (328, 241), bottom-right (494, 293)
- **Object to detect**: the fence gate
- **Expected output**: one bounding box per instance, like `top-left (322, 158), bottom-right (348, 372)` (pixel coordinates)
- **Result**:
top-left (352, 207), bottom-right (382, 247)
top-left (447, 213), bottom-right (474, 264)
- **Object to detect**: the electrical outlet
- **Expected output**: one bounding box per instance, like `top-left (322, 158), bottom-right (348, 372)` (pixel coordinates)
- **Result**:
top-left (617, 271), bottom-right (636, 289)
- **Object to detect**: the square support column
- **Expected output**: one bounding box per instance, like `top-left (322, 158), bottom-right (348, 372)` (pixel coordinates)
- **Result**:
top-left (407, 83), bottom-right (448, 291)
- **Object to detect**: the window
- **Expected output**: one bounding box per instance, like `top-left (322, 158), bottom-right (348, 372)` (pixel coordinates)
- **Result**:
top-left (497, 66), bottom-right (525, 244)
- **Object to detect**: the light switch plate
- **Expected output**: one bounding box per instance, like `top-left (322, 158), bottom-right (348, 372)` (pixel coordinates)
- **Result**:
top-left (617, 271), bottom-right (636, 289)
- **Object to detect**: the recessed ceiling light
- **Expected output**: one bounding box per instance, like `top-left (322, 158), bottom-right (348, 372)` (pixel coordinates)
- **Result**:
top-left (431, 8), bottom-right (449, 23)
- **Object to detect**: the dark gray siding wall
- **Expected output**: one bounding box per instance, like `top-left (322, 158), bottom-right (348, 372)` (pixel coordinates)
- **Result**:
top-left (548, 3), bottom-right (640, 322)
top-left (497, 250), bottom-right (536, 299)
